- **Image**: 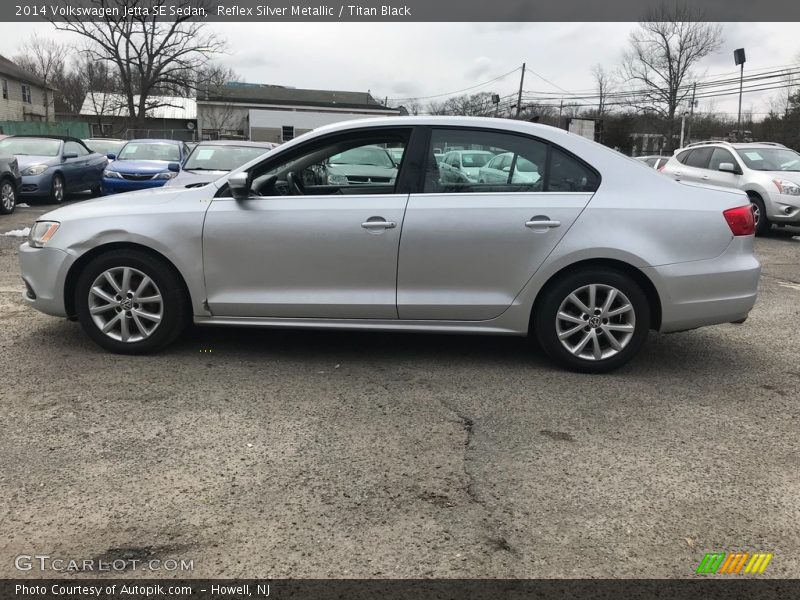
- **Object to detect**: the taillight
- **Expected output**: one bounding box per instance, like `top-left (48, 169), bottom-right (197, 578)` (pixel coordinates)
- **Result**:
top-left (657, 164), bottom-right (665, 172)
top-left (723, 205), bottom-right (755, 236)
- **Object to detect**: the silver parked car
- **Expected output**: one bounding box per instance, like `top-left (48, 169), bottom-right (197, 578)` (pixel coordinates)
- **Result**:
top-left (659, 141), bottom-right (800, 235)
top-left (18, 117), bottom-right (760, 372)
top-left (164, 140), bottom-right (277, 188)
top-left (478, 151), bottom-right (541, 185)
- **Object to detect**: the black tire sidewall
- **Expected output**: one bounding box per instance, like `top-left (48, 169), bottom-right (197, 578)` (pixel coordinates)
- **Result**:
top-left (0, 178), bottom-right (16, 214)
top-left (534, 268), bottom-right (651, 373)
top-left (51, 174), bottom-right (65, 204)
top-left (75, 250), bottom-right (187, 354)
top-left (751, 196), bottom-right (769, 236)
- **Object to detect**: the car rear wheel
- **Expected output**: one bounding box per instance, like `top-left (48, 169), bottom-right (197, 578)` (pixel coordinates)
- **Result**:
top-left (749, 194), bottom-right (770, 236)
top-left (0, 178), bottom-right (16, 214)
top-left (75, 249), bottom-right (188, 354)
top-left (533, 267), bottom-right (651, 373)
top-left (50, 174), bottom-right (65, 204)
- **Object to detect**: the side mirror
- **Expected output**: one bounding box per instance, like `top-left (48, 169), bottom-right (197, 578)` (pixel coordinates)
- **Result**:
top-left (718, 162), bottom-right (739, 174)
top-left (167, 162), bottom-right (180, 173)
top-left (107, 153), bottom-right (116, 161)
top-left (63, 152), bottom-right (78, 160)
top-left (228, 171), bottom-right (250, 200)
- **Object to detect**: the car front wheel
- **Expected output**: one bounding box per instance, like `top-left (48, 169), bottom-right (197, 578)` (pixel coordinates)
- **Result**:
top-left (0, 178), bottom-right (16, 214)
top-left (533, 267), bottom-right (651, 373)
top-left (50, 174), bottom-right (65, 204)
top-left (749, 195), bottom-right (770, 236)
top-left (75, 249), bottom-right (188, 354)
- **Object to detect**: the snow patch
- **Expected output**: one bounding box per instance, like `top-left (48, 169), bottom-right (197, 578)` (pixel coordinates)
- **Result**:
top-left (2, 227), bottom-right (31, 237)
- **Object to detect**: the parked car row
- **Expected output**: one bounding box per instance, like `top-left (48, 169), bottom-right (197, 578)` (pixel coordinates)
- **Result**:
top-left (19, 116), bottom-right (760, 373)
top-left (0, 136), bottom-right (277, 212)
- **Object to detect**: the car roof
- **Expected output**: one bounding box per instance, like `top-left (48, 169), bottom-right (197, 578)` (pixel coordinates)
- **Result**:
top-left (195, 140), bottom-right (276, 148)
top-left (6, 135), bottom-right (74, 143)
top-left (124, 138), bottom-right (183, 144)
top-left (83, 138), bottom-right (125, 142)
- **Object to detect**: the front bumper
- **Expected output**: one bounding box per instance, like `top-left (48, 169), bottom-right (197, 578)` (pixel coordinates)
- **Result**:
top-left (765, 191), bottom-right (800, 223)
top-left (102, 176), bottom-right (168, 195)
top-left (19, 171), bottom-right (55, 198)
top-left (646, 236), bottom-right (761, 333)
top-left (18, 242), bottom-right (75, 317)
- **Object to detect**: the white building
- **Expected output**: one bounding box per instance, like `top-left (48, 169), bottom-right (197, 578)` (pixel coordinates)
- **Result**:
top-left (196, 83), bottom-right (402, 142)
top-left (0, 54), bottom-right (55, 123)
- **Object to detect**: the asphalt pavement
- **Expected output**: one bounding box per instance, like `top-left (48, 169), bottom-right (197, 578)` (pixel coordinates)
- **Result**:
top-left (1, 199), bottom-right (799, 578)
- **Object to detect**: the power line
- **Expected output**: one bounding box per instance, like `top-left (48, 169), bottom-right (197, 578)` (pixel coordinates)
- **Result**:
top-left (386, 66), bottom-right (522, 103)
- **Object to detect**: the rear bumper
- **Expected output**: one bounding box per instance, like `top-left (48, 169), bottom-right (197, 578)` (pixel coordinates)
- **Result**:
top-left (102, 177), bottom-right (167, 194)
top-left (645, 236), bottom-right (761, 333)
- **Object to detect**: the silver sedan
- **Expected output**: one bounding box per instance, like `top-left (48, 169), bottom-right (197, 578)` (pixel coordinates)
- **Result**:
top-left (18, 117), bottom-right (760, 372)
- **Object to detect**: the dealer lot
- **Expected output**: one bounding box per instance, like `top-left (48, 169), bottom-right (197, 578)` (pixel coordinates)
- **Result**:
top-left (1, 202), bottom-right (799, 578)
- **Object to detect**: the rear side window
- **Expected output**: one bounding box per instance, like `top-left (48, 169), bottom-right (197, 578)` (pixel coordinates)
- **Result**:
top-left (676, 150), bottom-right (692, 164)
top-left (685, 147), bottom-right (713, 168)
top-left (423, 128), bottom-right (599, 194)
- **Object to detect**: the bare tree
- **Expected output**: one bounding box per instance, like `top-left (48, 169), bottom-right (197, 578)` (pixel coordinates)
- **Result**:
top-left (54, 0), bottom-right (224, 128)
top-left (195, 65), bottom-right (243, 137)
top-left (592, 64), bottom-right (614, 118)
top-left (620, 4), bottom-right (722, 150)
top-left (14, 33), bottom-right (68, 120)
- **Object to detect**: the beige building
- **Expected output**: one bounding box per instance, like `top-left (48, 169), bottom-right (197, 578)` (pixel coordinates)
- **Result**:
top-left (196, 83), bottom-right (402, 142)
top-left (0, 54), bottom-right (55, 122)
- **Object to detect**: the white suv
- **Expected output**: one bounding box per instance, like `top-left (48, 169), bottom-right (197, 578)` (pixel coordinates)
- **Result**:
top-left (660, 141), bottom-right (800, 235)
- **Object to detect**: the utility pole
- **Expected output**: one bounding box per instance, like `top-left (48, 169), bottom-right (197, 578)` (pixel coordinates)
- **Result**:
top-left (686, 82), bottom-right (697, 145)
top-left (558, 98), bottom-right (564, 128)
top-left (515, 63), bottom-right (526, 118)
top-left (734, 48), bottom-right (746, 142)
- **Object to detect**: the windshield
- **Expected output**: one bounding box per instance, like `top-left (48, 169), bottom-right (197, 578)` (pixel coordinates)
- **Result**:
top-left (0, 138), bottom-right (60, 157)
top-left (736, 148), bottom-right (800, 171)
top-left (461, 152), bottom-right (492, 168)
top-left (85, 140), bottom-right (123, 155)
top-left (117, 142), bottom-right (180, 162)
top-left (329, 147), bottom-right (395, 168)
top-left (184, 145), bottom-right (270, 171)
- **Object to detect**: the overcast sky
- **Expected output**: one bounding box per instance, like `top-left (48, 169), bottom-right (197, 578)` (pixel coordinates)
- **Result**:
top-left (0, 22), bottom-right (798, 116)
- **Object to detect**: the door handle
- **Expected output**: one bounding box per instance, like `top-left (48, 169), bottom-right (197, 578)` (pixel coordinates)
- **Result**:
top-left (525, 219), bottom-right (561, 229)
top-left (361, 220), bottom-right (396, 230)
top-left (702, 175), bottom-right (710, 180)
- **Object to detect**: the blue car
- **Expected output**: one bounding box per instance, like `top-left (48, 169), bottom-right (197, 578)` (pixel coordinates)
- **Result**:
top-left (0, 136), bottom-right (106, 204)
top-left (102, 139), bottom-right (191, 194)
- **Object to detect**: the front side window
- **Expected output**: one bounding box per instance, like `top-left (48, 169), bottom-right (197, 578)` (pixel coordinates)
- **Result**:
top-left (242, 129), bottom-right (410, 197)
top-left (708, 148), bottom-right (737, 171)
top-left (424, 128), bottom-right (598, 194)
top-left (735, 147), bottom-right (800, 172)
top-left (64, 141), bottom-right (88, 156)
top-left (117, 142), bottom-right (181, 162)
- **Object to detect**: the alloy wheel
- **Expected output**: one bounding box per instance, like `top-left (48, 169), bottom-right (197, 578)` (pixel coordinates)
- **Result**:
top-left (555, 283), bottom-right (636, 361)
top-left (88, 266), bottom-right (164, 342)
top-left (751, 201), bottom-right (760, 225)
top-left (53, 176), bottom-right (64, 203)
top-left (1, 181), bottom-right (14, 212)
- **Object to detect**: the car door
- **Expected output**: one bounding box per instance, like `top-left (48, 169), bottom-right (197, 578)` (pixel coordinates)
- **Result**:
top-left (60, 141), bottom-right (88, 191)
top-left (397, 127), bottom-right (599, 321)
top-left (675, 147), bottom-right (713, 183)
top-left (202, 127), bottom-right (415, 319)
top-left (704, 147), bottom-right (743, 190)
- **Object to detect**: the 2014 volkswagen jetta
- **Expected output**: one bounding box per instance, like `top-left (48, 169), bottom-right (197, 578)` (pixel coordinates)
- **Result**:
top-left (18, 117), bottom-right (760, 372)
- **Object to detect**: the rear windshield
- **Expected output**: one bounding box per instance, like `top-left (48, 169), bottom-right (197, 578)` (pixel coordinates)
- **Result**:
top-left (461, 153), bottom-right (492, 167)
top-left (117, 142), bottom-right (180, 162)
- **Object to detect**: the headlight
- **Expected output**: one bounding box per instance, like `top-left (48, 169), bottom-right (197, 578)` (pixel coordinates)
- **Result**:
top-left (154, 171), bottom-right (177, 180)
top-left (103, 169), bottom-right (122, 179)
top-left (22, 164), bottom-right (49, 176)
top-left (28, 221), bottom-right (60, 248)
top-left (327, 173), bottom-right (348, 185)
top-left (772, 179), bottom-right (800, 196)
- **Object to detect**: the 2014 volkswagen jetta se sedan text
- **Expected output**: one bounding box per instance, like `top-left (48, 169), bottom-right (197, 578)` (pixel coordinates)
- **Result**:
top-left (18, 117), bottom-right (761, 372)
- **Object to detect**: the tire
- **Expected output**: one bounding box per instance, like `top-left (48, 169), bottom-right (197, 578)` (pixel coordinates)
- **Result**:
top-left (0, 178), bottom-right (16, 214)
top-left (91, 184), bottom-right (102, 197)
top-left (50, 174), bottom-right (65, 204)
top-left (75, 249), bottom-right (188, 354)
top-left (533, 267), bottom-right (651, 373)
top-left (749, 194), bottom-right (770, 236)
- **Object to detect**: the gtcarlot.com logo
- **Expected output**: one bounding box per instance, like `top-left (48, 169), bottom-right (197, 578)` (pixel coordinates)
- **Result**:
top-left (696, 552), bottom-right (773, 575)
top-left (15, 554), bottom-right (194, 573)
